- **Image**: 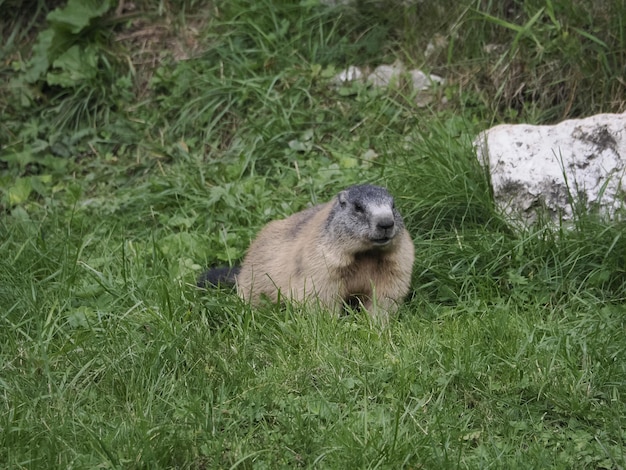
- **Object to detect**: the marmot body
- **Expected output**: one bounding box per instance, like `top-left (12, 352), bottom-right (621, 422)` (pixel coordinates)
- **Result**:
top-left (204, 184), bottom-right (414, 318)
top-left (199, 185), bottom-right (414, 317)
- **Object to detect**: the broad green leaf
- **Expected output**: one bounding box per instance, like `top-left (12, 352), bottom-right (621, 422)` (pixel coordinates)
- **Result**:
top-left (0, 149), bottom-right (36, 168)
top-left (47, 0), bottom-right (112, 34)
top-left (67, 306), bottom-right (96, 329)
top-left (46, 45), bottom-right (98, 87)
top-left (8, 177), bottom-right (33, 206)
top-left (30, 175), bottom-right (52, 197)
top-left (167, 214), bottom-right (198, 229)
top-left (23, 29), bottom-right (54, 83)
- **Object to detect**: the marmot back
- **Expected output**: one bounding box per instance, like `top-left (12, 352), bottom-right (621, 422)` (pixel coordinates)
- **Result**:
top-left (233, 184), bottom-right (414, 319)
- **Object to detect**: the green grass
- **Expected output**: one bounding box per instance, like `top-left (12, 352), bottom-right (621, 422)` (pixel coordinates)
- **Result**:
top-left (1, 0), bottom-right (626, 468)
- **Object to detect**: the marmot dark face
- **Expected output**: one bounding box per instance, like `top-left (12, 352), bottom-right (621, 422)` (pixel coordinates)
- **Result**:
top-left (326, 184), bottom-right (405, 253)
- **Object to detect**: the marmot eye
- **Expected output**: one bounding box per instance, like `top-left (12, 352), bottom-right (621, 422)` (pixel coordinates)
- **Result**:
top-left (354, 202), bottom-right (365, 213)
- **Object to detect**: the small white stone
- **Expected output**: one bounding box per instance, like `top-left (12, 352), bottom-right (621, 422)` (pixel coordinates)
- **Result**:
top-left (332, 65), bottom-right (364, 84)
top-left (367, 63), bottom-right (405, 88)
top-left (409, 69), bottom-right (445, 90)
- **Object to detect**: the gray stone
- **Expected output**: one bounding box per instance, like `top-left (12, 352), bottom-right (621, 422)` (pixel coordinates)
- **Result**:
top-left (408, 69), bottom-right (444, 91)
top-left (366, 62), bottom-right (444, 90)
top-left (331, 65), bottom-right (365, 84)
top-left (367, 63), bottom-right (404, 88)
top-left (475, 112), bottom-right (626, 224)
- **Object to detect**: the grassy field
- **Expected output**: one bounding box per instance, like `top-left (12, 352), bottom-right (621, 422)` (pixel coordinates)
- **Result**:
top-left (1, 0), bottom-right (626, 468)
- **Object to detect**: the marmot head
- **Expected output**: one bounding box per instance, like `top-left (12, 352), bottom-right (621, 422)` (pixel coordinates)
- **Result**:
top-left (326, 184), bottom-right (405, 253)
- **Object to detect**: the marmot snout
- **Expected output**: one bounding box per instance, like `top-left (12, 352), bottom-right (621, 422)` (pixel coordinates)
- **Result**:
top-left (200, 184), bottom-right (415, 319)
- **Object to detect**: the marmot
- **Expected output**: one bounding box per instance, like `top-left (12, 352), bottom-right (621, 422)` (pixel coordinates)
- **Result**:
top-left (199, 184), bottom-right (414, 319)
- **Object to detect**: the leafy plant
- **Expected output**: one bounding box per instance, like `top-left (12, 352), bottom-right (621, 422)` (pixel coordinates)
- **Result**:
top-left (22, 0), bottom-right (113, 86)
top-left (8, 0), bottom-right (133, 134)
top-left (0, 0), bottom-right (137, 207)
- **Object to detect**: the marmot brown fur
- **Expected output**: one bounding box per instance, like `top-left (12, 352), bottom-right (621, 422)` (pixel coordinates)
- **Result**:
top-left (200, 184), bottom-right (414, 319)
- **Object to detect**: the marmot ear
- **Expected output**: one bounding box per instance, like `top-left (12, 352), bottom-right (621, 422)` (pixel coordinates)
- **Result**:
top-left (338, 191), bottom-right (347, 206)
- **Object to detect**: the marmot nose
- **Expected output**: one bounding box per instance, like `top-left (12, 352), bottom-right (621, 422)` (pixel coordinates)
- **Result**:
top-left (377, 218), bottom-right (395, 230)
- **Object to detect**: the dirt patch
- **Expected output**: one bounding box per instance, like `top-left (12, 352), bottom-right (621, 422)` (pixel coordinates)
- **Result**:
top-left (113, 1), bottom-right (214, 95)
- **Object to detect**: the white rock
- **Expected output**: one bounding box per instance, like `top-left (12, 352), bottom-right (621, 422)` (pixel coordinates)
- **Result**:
top-left (475, 112), bottom-right (626, 224)
top-left (365, 62), bottom-right (444, 90)
top-left (331, 61), bottom-right (445, 95)
top-left (331, 65), bottom-right (364, 84)
top-left (409, 69), bottom-right (444, 90)
top-left (367, 63), bottom-right (405, 88)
